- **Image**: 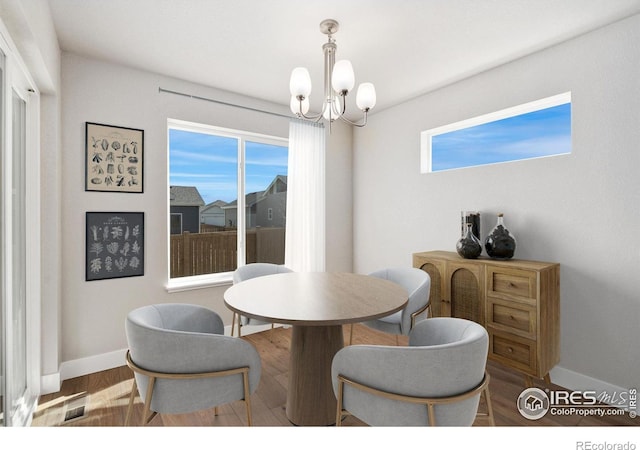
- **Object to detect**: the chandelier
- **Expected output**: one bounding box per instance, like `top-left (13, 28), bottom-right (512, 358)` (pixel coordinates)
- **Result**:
top-left (289, 19), bottom-right (376, 127)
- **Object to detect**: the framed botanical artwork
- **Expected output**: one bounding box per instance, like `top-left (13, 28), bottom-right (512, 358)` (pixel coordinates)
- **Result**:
top-left (85, 122), bottom-right (144, 193)
top-left (86, 212), bottom-right (144, 281)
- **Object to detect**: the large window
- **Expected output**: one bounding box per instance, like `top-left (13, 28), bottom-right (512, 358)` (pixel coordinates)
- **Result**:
top-left (167, 119), bottom-right (288, 287)
top-left (421, 92), bottom-right (571, 173)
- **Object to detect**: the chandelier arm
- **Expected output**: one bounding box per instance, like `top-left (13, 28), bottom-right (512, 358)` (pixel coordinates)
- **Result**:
top-left (337, 110), bottom-right (369, 128)
top-left (338, 93), bottom-right (347, 116)
top-left (294, 97), bottom-right (325, 121)
top-left (297, 110), bottom-right (324, 121)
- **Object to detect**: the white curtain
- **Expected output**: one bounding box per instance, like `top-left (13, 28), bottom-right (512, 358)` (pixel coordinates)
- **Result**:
top-left (285, 119), bottom-right (326, 272)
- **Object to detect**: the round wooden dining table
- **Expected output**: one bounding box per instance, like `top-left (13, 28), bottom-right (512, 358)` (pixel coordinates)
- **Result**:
top-left (223, 271), bottom-right (408, 426)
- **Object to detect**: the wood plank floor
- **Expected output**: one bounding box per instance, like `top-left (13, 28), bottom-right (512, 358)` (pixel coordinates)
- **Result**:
top-left (31, 324), bottom-right (639, 428)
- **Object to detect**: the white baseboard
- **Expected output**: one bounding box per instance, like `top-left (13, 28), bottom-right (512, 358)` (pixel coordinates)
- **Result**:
top-left (40, 372), bottom-right (62, 395)
top-left (43, 323), bottom-right (287, 394)
top-left (60, 348), bottom-right (128, 383)
top-left (550, 365), bottom-right (630, 403)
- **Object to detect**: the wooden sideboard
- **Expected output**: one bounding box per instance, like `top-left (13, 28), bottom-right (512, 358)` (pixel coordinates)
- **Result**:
top-left (413, 250), bottom-right (560, 386)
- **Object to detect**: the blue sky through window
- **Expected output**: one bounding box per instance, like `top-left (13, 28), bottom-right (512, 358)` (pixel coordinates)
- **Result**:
top-left (169, 129), bottom-right (288, 204)
top-left (431, 102), bottom-right (571, 172)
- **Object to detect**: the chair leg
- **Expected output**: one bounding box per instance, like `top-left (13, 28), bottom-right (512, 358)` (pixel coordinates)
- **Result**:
top-left (125, 378), bottom-right (137, 426)
top-left (427, 403), bottom-right (437, 426)
top-left (395, 334), bottom-right (399, 346)
top-left (231, 313), bottom-right (237, 336)
top-left (270, 323), bottom-right (275, 342)
top-left (242, 370), bottom-right (253, 426)
top-left (142, 376), bottom-right (157, 425)
top-left (335, 379), bottom-right (345, 426)
top-left (483, 385), bottom-right (495, 426)
top-left (348, 324), bottom-right (354, 345)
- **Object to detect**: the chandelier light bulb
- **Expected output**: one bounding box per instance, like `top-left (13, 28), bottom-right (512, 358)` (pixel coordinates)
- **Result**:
top-left (356, 82), bottom-right (377, 111)
top-left (289, 67), bottom-right (312, 97)
top-left (332, 60), bottom-right (355, 94)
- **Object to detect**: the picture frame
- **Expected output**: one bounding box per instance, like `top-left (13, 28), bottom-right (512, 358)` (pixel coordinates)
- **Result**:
top-left (85, 122), bottom-right (144, 193)
top-left (85, 212), bottom-right (144, 281)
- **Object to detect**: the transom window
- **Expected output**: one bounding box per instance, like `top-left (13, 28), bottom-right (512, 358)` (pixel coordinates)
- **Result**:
top-left (421, 92), bottom-right (571, 173)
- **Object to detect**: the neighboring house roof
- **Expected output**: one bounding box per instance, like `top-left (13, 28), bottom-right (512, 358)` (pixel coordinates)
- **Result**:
top-left (262, 175), bottom-right (287, 197)
top-left (169, 186), bottom-right (205, 207)
top-left (222, 191), bottom-right (262, 210)
top-left (222, 175), bottom-right (288, 210)
top-left (201, 200), bottom-right (227, 213)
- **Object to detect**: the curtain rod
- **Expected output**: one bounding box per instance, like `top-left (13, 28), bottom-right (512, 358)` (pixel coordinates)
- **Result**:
top-left (158, 87), bottom-right (292, 119)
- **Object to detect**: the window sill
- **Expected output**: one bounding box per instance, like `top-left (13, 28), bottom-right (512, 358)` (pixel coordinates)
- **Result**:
top-left (165, 273), bottom-right (233, 293)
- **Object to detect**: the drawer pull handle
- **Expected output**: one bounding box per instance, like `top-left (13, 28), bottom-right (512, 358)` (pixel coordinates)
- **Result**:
top-left (507, 347), bottom-right (513, 353)
top-left (509, 315), bottom-right (516, 321)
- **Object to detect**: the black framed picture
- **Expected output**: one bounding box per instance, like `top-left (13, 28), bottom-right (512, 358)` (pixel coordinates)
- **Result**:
top-left (85, 122), bottom-right (144, 193)
top-left (86, 212), bottom-right (144, 281)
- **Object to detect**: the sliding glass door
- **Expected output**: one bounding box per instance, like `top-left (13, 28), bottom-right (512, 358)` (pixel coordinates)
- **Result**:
top-left (7, 88), bottom-right (27, 425)
top-left (0, 25), bottom-right (40, 427)
top-left (0, 47), bottom-right (5, 428)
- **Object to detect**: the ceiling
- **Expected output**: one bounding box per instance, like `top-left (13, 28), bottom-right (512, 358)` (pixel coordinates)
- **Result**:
top-left (47, 0), bottom-right (640, 115)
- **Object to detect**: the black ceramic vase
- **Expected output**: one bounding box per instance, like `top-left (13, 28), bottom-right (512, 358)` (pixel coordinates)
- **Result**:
top-left (484, 213), bottom-right (516, 259)
top-left (456, 221), bottom-right (482, 259)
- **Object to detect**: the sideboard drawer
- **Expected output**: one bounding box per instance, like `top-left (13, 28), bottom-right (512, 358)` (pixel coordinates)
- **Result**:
top-left (487, 297), bottom-right (536, 338)
top-left (489, 331), bottom-right (537, 375)
top-left (487, 267), bottom-right (536, 304)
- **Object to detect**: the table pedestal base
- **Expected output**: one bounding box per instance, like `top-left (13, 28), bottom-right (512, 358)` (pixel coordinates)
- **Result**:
top-left (286, 325), bottom-right (344, 426)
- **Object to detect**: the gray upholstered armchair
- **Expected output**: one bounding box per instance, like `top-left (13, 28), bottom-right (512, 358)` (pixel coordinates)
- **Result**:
top-left (333, 317), bottom-right (494, 426)
top-left (350, 267), bottom-right (431, 345)
top-left (232, 263), bottom-right (293, 337)
top-left (124, 303), bottom-right (261, 426)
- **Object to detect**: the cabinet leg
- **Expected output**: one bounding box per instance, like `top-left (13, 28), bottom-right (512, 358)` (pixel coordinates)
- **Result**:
top-left (525, 375), bottom-right (534, 388)
top-left (524, 373), bottom-right (551, 387)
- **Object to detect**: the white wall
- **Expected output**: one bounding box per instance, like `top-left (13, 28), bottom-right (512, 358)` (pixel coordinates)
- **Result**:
top-left (57, 53), bottom-right (353, 382)
top-left (353, 14), bottom-right (640, 391)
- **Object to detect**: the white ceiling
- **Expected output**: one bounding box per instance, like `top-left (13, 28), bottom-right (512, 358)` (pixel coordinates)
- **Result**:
top-left (47, 0), bottom-right (640, 114)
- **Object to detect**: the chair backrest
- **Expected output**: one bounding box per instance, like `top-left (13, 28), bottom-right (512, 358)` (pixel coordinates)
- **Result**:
top-left (368, 267), bottom-right (431, 332)
top-left (125, 303), bottom-right (261, 414)
top-left (332, 317), bottom-right (488, 426)
top-left (233, 263), bottom-right (293, 327)
top-left (233, 263), bottom-right (293, 284)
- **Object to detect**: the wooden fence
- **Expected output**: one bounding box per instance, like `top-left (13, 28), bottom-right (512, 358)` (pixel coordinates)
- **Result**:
top-left (170, 227), bottom-right (285, 278)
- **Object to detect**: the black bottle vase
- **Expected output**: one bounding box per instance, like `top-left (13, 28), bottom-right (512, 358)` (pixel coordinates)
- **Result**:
top-left (484, 213), bottom-right (516, 259)
top-left (457, 221), bottom-right (482, 259)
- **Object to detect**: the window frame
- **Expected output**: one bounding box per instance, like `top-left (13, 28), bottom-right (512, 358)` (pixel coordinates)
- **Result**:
top-left (420, 92), bottom-right (571, 173)
top-left (166, 118), bottom-right (288, 292)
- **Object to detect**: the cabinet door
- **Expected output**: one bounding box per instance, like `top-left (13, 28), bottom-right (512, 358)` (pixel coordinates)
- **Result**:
top-left (447, 262), bottom-right (484, 324)
top-left (415, 258), bottom-right (446, 317)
